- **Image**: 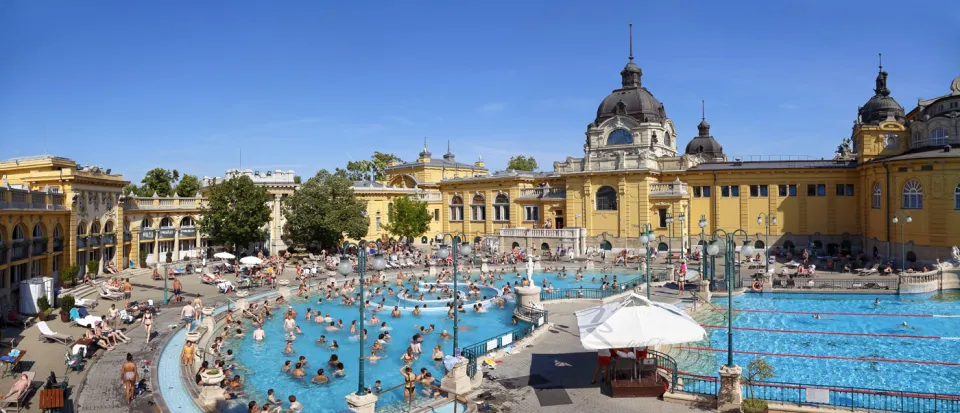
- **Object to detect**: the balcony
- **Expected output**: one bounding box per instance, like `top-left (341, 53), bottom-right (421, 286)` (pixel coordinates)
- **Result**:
top-left (88, 235), bottom-right (100, 247)
top-left (10, 245), bottom-right (28, 261)
top-left (103, 234), bottom-right (116, 245)
top-left (519, 187), bottom-right (566, 199)
top-left (499, 228), bottom-right (580, 239)
top-left (123, 232), bottom-right (132, 242)
top-left (77, 236), bottom-right (87, 249)
top-left (0, 189), bottom-right (65, 211)
top-left (408, 192), bottom-right (442, 202)
top-left (53, 237), bottom-right (63, 252)
top-left (32, 238), bottom-right (47, 255)
top-left (158, 228), bottom-right (176, 239)
top-left (649, 179), bottom-right (689, 198)
top-left (124, 196), bottom-right (204, 210)
top-left (180, 227), bottom-right (197, 237)
top-left (140, 228), bottom-right (156, 240)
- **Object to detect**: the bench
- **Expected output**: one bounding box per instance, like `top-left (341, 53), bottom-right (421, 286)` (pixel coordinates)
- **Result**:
top-left (39, 387), bottom-right (64, 412)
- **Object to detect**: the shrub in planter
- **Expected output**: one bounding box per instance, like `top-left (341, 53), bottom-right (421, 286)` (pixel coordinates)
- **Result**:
top-left (166, 251), bottom-right (173, 263)
top-left (61, 264), bottom-right (80, 288)
top-left (37, 296), bottom-right (50, 313)
top-left (59, 294), bottom-right (76, 322)
top-left (86, 260), bottom-right (100, 277)
top-left (741, 358), bottom-right (775, 413)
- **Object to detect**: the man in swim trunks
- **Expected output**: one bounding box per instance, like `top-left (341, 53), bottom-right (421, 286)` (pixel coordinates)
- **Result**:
top-left (120, 353), bottom-right (139, 403)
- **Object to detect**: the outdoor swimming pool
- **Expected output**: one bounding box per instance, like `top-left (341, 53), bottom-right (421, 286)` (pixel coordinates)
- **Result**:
top-left (672, 292), bottom-right (960, 396)
top-left (224, 292), bottom-right (521, 413)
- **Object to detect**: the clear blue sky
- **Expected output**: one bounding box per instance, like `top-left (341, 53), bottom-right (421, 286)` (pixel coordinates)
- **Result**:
top-left (2, 1), bottom-right (958, 181)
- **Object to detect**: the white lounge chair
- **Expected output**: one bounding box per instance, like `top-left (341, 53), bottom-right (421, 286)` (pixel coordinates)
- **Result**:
top-left (857, 263), bottom-right (880, 276)
top-left (98, 285), bottom-right (124, 300)
top-left (72, 315), bottom-right (102, 328)
top-left (74, 298), bottom-right (99, 308)
top-left (0, 370), bottom-right (35, 412)
top-left (37, 322), bottom-right (73, 345)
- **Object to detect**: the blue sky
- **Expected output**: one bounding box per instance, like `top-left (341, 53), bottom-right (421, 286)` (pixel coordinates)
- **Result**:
top-left (2, 1), bottom-right (958, 181)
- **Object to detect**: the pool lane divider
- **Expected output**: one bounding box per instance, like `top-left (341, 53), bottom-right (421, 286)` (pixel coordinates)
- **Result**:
top-left (699, 324), bottom-right (949, 339)
top-left (713, 308), bottom-right (960, 318)
top-left (677, 346), bottom-right (960, 366)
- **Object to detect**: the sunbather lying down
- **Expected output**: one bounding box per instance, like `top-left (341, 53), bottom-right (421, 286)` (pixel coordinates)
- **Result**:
top-left (3, 373), bottom-right (29, 401)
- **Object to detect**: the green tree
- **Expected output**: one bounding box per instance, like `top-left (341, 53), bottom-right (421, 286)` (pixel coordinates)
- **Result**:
top-left (293, 175), bottom-right (302, 184)
top-left (122, 184), bottom-right (140, 196)
top-left (175, 174), bottom-right (201, 197)
top-left (197, 175), bottom-right (272, 258)
top-left (370, 151), bottom-right (403, 180)
top-left (507, 155), bottom-right (538, 171)
top-left (382, 196), bottom-right (432, 242)
top-left (341, 152), bottom-right (404, 182)
top-left (741, 358), bottom-right (775, 413)
top-left (140, 168), bottom-right (180, 196)
top-left (283, 170), bottom-right (369, 249)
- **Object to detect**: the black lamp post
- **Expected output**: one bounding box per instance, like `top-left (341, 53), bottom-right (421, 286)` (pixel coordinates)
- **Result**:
top-left (338, 240), bottom-right (387, 395)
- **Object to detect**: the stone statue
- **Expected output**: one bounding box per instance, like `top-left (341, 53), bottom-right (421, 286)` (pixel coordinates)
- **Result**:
top-left (952, 246), bottom-right (960, 264)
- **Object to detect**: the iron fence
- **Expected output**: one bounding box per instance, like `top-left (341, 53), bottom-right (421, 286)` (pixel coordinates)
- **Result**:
top-left (539, 276), bottom-right (644, 301)
top-left (677, 373), bottom-right (719, 395)
top-left (461, 322), bottom-right (542, 377)
top-left (515, 305), bottom-right (549, 326)
top-left (769, 278), bottom-right (897, 291)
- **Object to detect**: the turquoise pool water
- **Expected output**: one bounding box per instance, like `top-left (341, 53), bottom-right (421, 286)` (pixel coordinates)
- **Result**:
top-left (227, 289), bottom-right (520, 413)
top-left (674, 292), bottom-right (960, 395)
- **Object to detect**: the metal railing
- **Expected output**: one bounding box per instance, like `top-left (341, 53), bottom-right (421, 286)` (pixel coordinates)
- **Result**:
top-left (514, 305), bottom-right (549, 326)
top-left (711, 277), bottom-right (744, 292)
top-left (677, 373), bottom-right (719, 395)
top-left (539, 276), bottom-right (643, 301)
top-left (769, 278), bottom-right (896, 291)
top-left (461, 322), bottom-right (541, 377)
top-left (743, 381), bottom-right (960, 413)
top-left (647, 350), bottom-right (678, 392)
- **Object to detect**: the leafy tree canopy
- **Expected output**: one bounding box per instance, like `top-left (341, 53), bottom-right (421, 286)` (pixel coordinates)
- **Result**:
top-left (282, 169), bottom-right (369, 249)
top-left (338, 152), bottom-right (404, 181)
top-left (175, 174), bottom-right (201, 197)
top-left (197, 175), bottom-right (272, 254)
top-left (507, 155), bottom-right (538, 171)
top-left (293, 175), bottom-right (302, 184)
top-left (124, 168), bottom-right (198, 197)
top-left (383, 196), bottom-right (432, 242)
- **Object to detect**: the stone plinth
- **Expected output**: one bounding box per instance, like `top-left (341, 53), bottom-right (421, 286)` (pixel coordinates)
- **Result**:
top-left (585, 260), bottom-right (595, 270)
top-left (701, 283), bottom-right (712, 303)
top-left (429, 266), bottom-right (437, 277)
top-left (717, 364), bottom-right (743, 413)
top-left (440, 357), bottom-right (473, 396)
top-left (344, 392), bottom-right (378, 413)
top-left (481, 263), bottom-right (489, 273)
top-left (515, 286), bottom-right (542, 308)
top-left (197, 370), bottom-right (226, 412)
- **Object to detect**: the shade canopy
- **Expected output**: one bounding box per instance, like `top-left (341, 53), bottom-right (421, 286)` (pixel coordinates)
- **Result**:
top-left (239, 256), bottom-right (263, 265)
top-left (575, 293), bottom-right (706, 350)
top-left (213, 252), bottom-right (235, 259)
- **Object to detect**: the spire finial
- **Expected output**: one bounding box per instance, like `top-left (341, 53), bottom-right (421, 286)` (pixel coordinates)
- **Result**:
top-left (628, 23), bottom-right (634, 62)
top-left (447, 140), bottom-right (451, 153)
top-left (878, 53), bottom-right (883, 72)
top-left (701, 100), bottom-right (705, 121)
top-left (423, 136), bottom-right (428, 151)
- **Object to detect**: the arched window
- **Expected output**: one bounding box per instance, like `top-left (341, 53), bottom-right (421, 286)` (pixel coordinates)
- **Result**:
top-left (493, 193), bottom-right (510, 221)
top-left (53, 225), bottom-right (62, 238)
top-left (12, 225), bottom-right (25, 241)
top-left (32, 223), bottom-right (43, 239)
top-left (656, 242), bottom-right (668, 252)
top-left (955, 184), bottom-right (960, 210)
top-left (106, 195), bottom-right (113, 211)
top-left (601, 240), bottom-right (613, 251)
top-left (754, 240), bottom-right (765, 250)
top-left (665, 134), bottom-right (672, 147)
top-left (160, 217), bottom-right (174, 228)
top-left (449, 195), bottom-right (464, 222)
top-left (181, 216), bottom-right (195, 227)
top-left (541, 242), bottom-right (550, 251)
top-left (912, 132), bottom-right (923, 148)
top-left (872, 182), bottom-right (881, 209)
top-left (606, 129), bottom-right (633, 145)
top-left (931, 128), bottom-right (948, 146)
top-left (902, 179), bottom-right (923, 209)
top-left (141, 218), bottom-right (153, 229)
top-left (103, 221), bottom-right (114, 233)
top-left (470, 194), bottom-right (485, 221)
top-left (90, 220), bottom-right (101, 234)
top-left (77, 222), bottom-right (87, 236)
top-left (595, 186), bottom-right (618, 211)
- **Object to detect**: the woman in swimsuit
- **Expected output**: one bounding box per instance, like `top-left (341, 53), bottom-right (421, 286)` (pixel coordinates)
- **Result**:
top-left (182, 341), bottom-right (195, 366)
top-left (143, 311), bottom-right (154, 342)
top-left (400, 366), bottom-right (417, 399)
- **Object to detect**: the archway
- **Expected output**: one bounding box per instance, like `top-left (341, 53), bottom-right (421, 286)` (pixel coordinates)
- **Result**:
top-left (783, 240), bottom-right (795, 252)
top-left (812, 240), bottom-right (823, 249)
top-left (826, 243), bottom-right (839, 256)
top-left (657, 242), bottom-right (668, 252)
top-left (511, 241), bottom-right (520, 250)
top-left (600, 240), bottom-right (613, 251)
top-left (754, 240), bottom-right (765, 250)
top-left (906, 251), bottom-right (917, 263)
top-left (541, 242), bottom-right (550, 251)
top-left (474, 236), bottom-right (482, 244)
top-left (840, 240), bottom-right (852, 254)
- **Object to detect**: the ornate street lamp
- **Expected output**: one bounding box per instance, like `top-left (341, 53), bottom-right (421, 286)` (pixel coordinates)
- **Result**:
top-left (698, 215), bottom-right (707, 284)
top-left (437, 232), bottom-right (470, 355)
top-left (338, 240), bottom-right (387, 395)
top-left (639, 224), bottom-right (654, 299)
top-left (757, 213), bottom-right (777, 273)
top-left (892, 212), bottom-right (912, 275)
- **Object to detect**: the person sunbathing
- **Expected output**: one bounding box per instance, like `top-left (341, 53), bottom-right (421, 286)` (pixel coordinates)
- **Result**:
top-left (2, 373), bottom-right (30, 401)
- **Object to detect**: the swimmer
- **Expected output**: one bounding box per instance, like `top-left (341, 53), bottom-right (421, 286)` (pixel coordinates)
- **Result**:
top-left (901, 321), bottom-right (916, 330)
top-left (284, 341), bottom-right (294, 354)
top-left (316, 335), bottom-right (327, 345)
top-left (812, 314), bottom-right (832, 320)
top-left (874, 298), bottom-right (881, 306)
top-left (329, 340), bottom-right (340, 350)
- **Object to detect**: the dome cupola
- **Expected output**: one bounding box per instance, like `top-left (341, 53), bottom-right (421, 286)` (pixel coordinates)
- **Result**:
top-left (595, 24), bottom-right (666, 125)
top-left (685, 101), bottom-right (724, 159)
top-left (858, 55), bottom-right (904, 125)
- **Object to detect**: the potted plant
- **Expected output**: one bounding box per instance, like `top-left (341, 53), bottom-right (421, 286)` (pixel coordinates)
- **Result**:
top-left (59, 294), bottom-right (76, 323)
top-left (36, 296), bottom-right (52, 320)
top-left (741, 358), bottom-right (775, 413)
top-left (86, 260), bottom-right (100, 278)
top-left (199, 368), bottom-right (225, 385)
top-left (165, 251), bottom-right (173, 263)
top-left (61, 264), bottom-right (80, 288)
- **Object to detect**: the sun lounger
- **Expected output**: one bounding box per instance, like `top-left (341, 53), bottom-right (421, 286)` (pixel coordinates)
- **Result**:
top-left (857, 263), bottom-right (880, 276)
top-left (98, 285), bottom-right (124, 301)
top-left (72, 315), bottom-right (101, 328)
top-left (0, 370), bottom-right (35, 412)
top-left (74, 298), bottom-right (98, 308)
top-left (37, 322), bottom-right (73, 345)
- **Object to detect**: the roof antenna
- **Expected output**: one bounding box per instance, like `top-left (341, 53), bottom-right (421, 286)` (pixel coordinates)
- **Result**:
top-left (628, 23), bottom-right (634, 62)
top-left (701, 100), bottom-right (705, 121)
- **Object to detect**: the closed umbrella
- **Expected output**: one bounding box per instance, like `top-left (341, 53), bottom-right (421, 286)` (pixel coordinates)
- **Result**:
top-left (575, 293), bottom-right (706, 350)
top-left (239, 256), bottom-right (263, 266)
top-left (213, 252), bottom-right (235, 260)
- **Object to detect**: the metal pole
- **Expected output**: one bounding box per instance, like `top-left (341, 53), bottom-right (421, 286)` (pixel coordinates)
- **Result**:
top-left (700, 227), bottom-right (705, 281)
top-left (900, 222), bottom-right (905, 275)
top-left (667, 216), bottom-right (673, 265)
top-left (163, 264), bottom-right (168, 304)
top-left (452, 235), bottom-right (460, 356)
top-left (357, 244), bottom-right (366, 395)
top-left (645, 225), bottom-right (652, 299)
top-left (726, 236), bottom-right (734, 368)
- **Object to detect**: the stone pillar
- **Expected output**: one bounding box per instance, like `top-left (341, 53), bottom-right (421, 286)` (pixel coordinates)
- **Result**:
top-left (344, 392), bottom-right (378, 413)
top-left (173, 224), bottom-right (181, 262)
top-left (131, 228), bottom-right (140, 269)
top-left (515, 285), bottom-right (542, 308)
top-left (717, 365), bottom-right (743, 413)
top-left (440, 357), bottom-right (473, 396)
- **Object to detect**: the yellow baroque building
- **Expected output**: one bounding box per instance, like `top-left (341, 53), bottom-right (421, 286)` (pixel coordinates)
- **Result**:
top-left (372, 58), bottom-right (960, 266)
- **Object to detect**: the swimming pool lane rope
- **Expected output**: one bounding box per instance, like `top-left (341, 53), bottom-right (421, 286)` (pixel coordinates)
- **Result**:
top-left (698, 324), bottom-right (959, 340)
top-left (712, 308), bottom-right (960, 318)
top-left (677, 346), bottom-right (960, 366)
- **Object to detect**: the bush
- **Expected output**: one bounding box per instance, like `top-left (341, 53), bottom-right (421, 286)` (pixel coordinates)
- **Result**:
top-left (139, 254), bottom-right (148, 269)
top-left (742, 399), bottom-right (768, 413)
top-left (165, 251), bottom-right (173, 263)
top-left (61, 264), bottom-right (80, 287)
top-left (86, 260), bottom-right (100, 277)
top-left (37, 295), bottom-right (50, 312)
top-left (59, 294), bottom-right (75, 313)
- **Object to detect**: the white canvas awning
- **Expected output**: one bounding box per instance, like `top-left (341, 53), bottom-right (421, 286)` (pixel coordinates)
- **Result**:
top-left (575, 293), bottom-right (706, 350)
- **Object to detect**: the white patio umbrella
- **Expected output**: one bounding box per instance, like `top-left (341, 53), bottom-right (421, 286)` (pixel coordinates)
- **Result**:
top-left (213, 252), bottom-right (235, 259)
top-left (575, 293), bottom-right (706, 350)
top-left (239, 256), bottom-right (263, 266)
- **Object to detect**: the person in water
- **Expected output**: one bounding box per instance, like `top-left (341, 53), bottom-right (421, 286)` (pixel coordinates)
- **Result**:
top-left (874, 298), bottom-right (881, 306)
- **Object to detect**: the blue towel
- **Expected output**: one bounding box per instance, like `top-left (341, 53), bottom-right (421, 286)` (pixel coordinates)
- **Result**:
top-left (78, 307), bottom-right (90, 318)
top-left (69, 308), bottom-right (80, 320)
top-left (0, 356), bottom-right (13, 362)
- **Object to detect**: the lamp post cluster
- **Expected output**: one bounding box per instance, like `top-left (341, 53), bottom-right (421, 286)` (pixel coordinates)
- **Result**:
top-left (638, 224), bottom-right (655, 299)
top-left (697, 216), bottom-right (707, 286)
top-left (337, 240), bottom-right (388, 396)
top-left (892, 211), bottom-right (912, 274)
top-left (705, 229), bottom-right (754, 368)
top-left (756, 213), bottom-right (777, 273)
top-left (436, 232), bottom-right (472, 355)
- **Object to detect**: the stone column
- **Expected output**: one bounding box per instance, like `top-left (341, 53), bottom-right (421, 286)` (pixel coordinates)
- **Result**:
top-left (272, 194), bottom-right (282, 253)
top-left (440, 357), bottom-right (473, 396)
top-left (717, 364), bottom-right (743, 413)
top-left (344, 392), bottom-right (378, 413)
top-left (131, 228), bottom-right (140, 269)
top-left (515, 285), bottom-right (542, 308)
top-left (173, 222), bottom-right (181, 262)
